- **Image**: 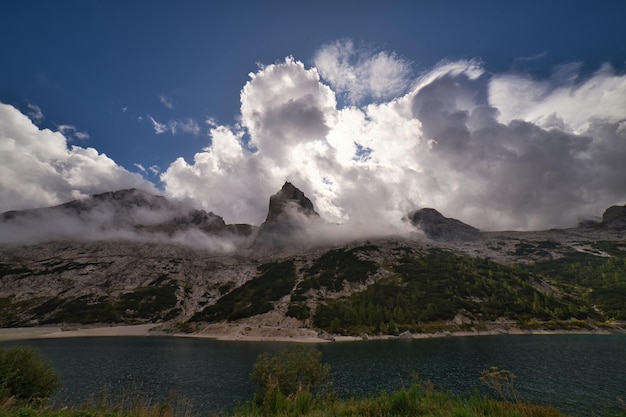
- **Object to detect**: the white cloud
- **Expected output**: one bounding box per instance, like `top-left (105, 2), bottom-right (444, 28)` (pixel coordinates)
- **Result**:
top-left (57, 124), bottom-right (90, 141)
top-left (0, 102), bottom-right (156, 213)
top-left (149, 115), bottom-right (200, 136)
top-left (489, 63), bottom-right (626, 133)
top-left (314, 39), bottom-right (413, 104)
top-left (148, 165), bottom-right (160, 175)
top-left (240, 57), bottom-right (337, 163)
top-left (161, 123), bottom-right (272, 225)
top-left (173, 118), bottom-right (201, 135)
top-left (149, 115), bottom-right (168, 134)
top-left (4, 41), bottom-right (626, 236)
top-left (133, 162), bottom-right (160, 176)
top-left (161, 47), bottom-right (626, 232)
top-left (158, 94), bottom-right (174, 109)
top-left (26, 103), bottom-right (44, 123)
top-left (134, 163), bottom-right (146, 173)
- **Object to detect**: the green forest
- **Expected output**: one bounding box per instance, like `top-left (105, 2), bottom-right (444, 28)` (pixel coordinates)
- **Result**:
top-left (310, 248), bottom-right (599, 335)
top-left (183, 241), bottom-right (626, 336)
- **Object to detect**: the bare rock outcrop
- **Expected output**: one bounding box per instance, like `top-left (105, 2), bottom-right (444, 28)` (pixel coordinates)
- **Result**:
top-left (407, 208), bottom-right (481, 241)
top-left (253, 182), bottom-right (321, 247)
top-left (601, 204), bottom-right (626, 229)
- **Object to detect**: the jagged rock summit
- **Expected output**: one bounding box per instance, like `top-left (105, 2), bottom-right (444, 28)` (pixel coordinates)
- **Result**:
top-left (1, 184), bottom-right (321, 248)
top-left (254, 182), bottom-right (321, 247)
top-left (408, 208), bottom-right (481, 241)
top-left (264, 182), bottom-right (320, 223)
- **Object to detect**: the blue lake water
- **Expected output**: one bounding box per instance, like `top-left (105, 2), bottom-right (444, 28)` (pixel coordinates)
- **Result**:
top-left (4, 334), bottom-right (626, 416)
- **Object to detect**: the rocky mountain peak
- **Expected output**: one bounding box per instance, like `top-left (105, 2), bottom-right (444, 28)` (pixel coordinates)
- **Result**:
top-left (264, 182), bottom-right (319, 223)
top-left (601, 204), bottom-right (626, 228)
top-left (254, 182), bottom-right (321, 248)
top-left (408, 208), bottom-right (481, 241)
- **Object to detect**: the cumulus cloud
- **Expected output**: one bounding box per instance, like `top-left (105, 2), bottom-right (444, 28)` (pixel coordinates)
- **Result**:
top-left (0, 102), bottom-right (156, 213)
top-left (3, 42), bottom-right (626, 236)
top-left (490, 63), bottom-right (626, 133)
top-left (161, 48), bottom-right (626, 232)
top-left (162, 123), bottom-right (272, 225)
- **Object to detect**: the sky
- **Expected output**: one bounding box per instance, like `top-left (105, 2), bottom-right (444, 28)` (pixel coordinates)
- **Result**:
top-left (1, 0), bottom-right (626, 232)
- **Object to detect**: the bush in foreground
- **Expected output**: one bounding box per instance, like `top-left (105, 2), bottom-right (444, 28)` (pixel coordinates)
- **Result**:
top-left (250, 345), bottom-right (330, 409)
top-left (0, 346), bottom-right (59, 405)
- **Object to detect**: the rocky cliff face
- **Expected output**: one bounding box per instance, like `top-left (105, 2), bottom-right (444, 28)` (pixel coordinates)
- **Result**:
top-left (263, 182), bottom-right (319, 223)
top-left (0, 240), bottom-right (259, 326)
top-left (601, 204), bottom-right (626, 228)
top-left (253, 182), bottom-right (321, 248)
top-left (407, 208), bottom-right (481, 241)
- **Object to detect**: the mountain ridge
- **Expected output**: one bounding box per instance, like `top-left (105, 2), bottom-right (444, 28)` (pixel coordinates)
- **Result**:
top-left (1, 184), bottom-right (625, 338)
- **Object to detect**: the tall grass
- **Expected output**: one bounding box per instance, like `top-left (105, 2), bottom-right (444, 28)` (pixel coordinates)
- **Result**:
top-left (2, 379), bottom-right (622, 417)
top-left (230, 378), bottom-right (570, 417)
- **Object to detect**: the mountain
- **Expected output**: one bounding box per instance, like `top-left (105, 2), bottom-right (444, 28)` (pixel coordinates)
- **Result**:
top-left (407, 208), bottom-right (481, 241)
top-left (264, 182), bottom-right (319, 223)
top-left (0, 188), bottom-right (254, 244)
top-left (2, 189), bottom-right (173, 222)
top-left (253, 182), bottom-right (321, 248)
top-left (600, 204), bottom-right (626, 228)
top-left (0, 186), bottom-right (625, 338)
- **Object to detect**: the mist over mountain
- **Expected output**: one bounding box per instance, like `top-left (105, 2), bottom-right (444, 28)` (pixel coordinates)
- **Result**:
top-left (0, 183), bottom-right (331, 249)
top-left (0, 188), bottom-right (254, 250)
top-left (0, 182), bottom-right (438, 249)
top-left (252, 182), bottom-right (323, 248)
top-left (0, 181), bottom-right (625, 336)
top-left (2, 182), bottom-right (625, 250)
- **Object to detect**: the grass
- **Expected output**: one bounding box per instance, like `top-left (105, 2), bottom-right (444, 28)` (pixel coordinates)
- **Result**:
top-left (0, 391), bottom-right (195, 417)
top-left (6, 369), bottom-right (621, 417)
top-left (0, 390), bottom-right (572, 417)
top-left (0, 383), bottom-right (576, 417)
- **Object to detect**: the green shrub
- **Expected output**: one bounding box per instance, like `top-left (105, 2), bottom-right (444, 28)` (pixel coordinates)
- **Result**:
top-left (191, 260), bottom-right (296, 322)
top-left (286, 304), bottom-right (310, 320)
top-left (0, 346), bottom-right (59, 405)
top-left (251, 345), bottom-right (330, 403)
top-left (303, 247), bottom-right (379, 292)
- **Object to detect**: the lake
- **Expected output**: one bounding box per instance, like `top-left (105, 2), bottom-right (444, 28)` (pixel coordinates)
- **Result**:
top-left (4, 334), bottom-right (626, 416)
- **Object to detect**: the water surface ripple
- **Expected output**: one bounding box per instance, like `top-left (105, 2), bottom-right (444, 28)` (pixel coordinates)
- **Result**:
top-left (5, 334), bottom-right (625, 416)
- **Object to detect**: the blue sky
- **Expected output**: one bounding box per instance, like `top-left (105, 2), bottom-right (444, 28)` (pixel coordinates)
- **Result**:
top-left (1, 1), bottom-right (626, 231)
